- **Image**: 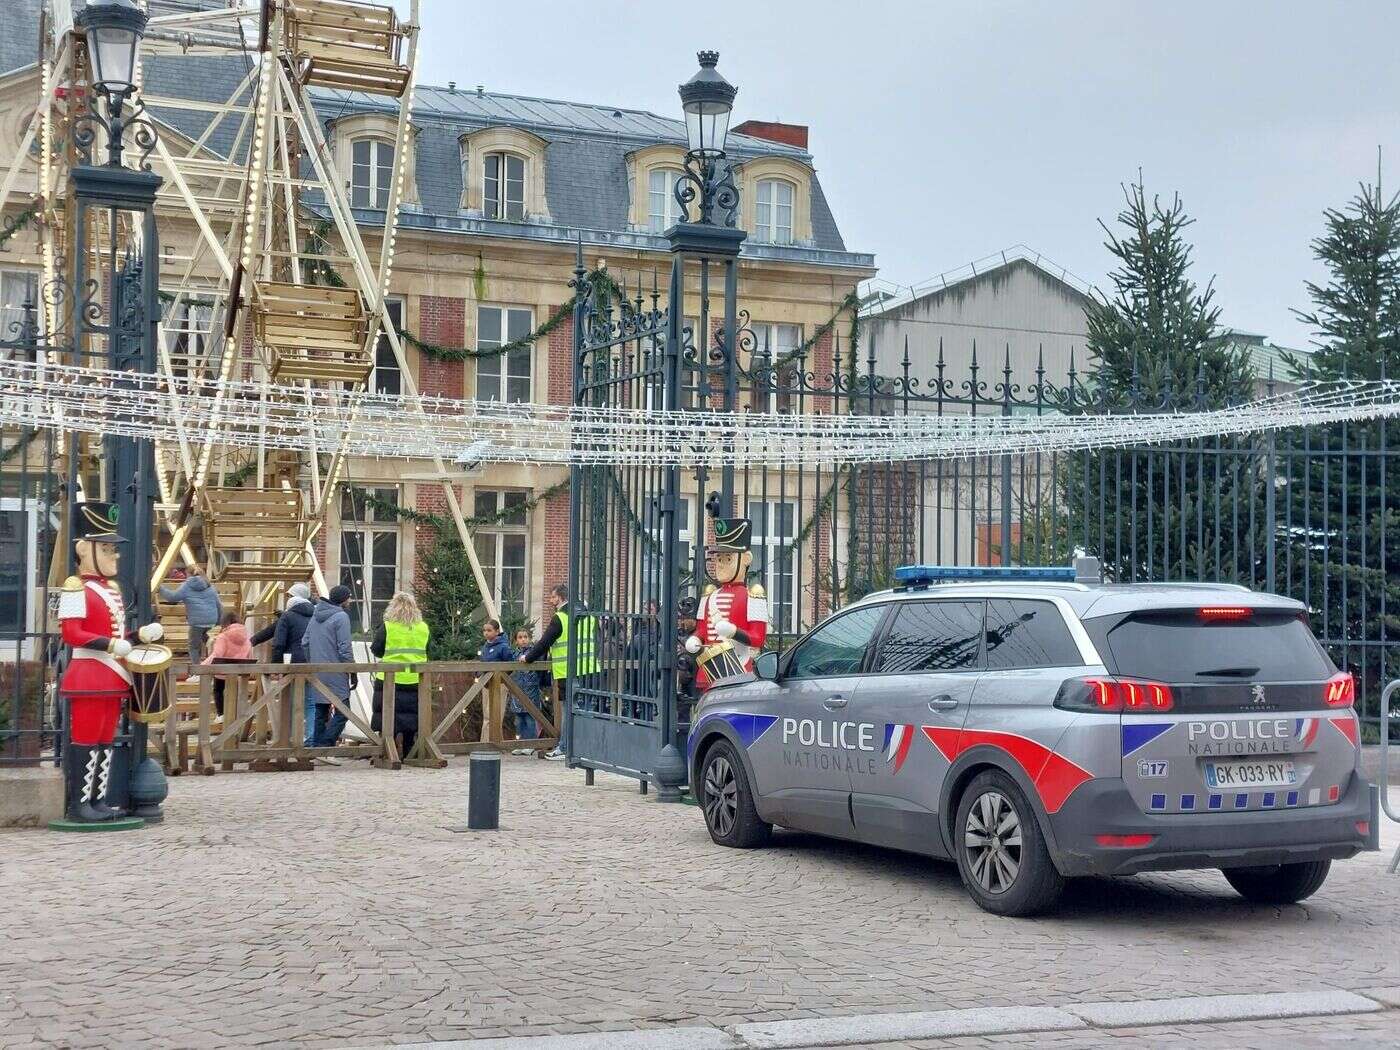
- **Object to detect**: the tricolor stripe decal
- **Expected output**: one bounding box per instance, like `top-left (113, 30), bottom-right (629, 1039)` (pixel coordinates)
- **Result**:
top-left (922, 726), bottom-right (1093, 813)
top-left (882, 723), bottom-right (916, 774)
top-left (1329, 716), bottom-right (1359, 748)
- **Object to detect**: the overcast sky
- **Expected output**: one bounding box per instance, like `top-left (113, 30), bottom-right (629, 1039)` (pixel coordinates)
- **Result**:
top-left (412, 0), bottom-right (1400, 350)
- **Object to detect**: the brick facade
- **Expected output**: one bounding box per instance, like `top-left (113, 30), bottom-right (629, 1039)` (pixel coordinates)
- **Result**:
top-left (541, 485), bottom-right (570, 611)
top-left (416, 295), bottom-right (465, 399)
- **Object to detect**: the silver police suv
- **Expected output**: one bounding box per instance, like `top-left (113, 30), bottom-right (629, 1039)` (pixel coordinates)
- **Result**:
top-left (687, 560), bottom-right (1380, 916)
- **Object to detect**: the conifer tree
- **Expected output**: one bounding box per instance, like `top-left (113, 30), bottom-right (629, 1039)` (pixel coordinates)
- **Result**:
top-left (416, 527), bottom-right (485, 661)
top-left (1285, 174), bottom-right (1400, 702)
top-left (1034, 179), bottom-right (1260, 581)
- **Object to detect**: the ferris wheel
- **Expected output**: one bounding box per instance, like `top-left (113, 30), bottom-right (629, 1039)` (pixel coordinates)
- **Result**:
top-left (1, 0), bottom-right (501, 633)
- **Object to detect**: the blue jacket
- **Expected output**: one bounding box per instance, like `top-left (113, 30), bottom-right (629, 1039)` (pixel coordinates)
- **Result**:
top-left (301, 599), bottom-right (355, 701)
top-left (158, 575), bottom-right (223, 628)
top-left (479, 635), bottom-right (515, 663)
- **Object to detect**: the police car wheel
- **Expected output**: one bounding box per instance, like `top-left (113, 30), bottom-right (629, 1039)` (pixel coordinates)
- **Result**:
top-left (701, 740), bottom-right (771, 849)
top-left (1221, 860), bottom-right (1331, 904)
top-left (954, 770), bottom-right (1064, 917)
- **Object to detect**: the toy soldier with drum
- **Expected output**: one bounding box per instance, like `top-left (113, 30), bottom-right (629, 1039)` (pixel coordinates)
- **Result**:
top-left (57, 501), bottom-right (166, 824)
top-left (685, 504), bottom-right (769, 691)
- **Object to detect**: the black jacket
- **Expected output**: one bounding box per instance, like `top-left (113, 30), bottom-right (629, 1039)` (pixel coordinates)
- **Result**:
top-left (269, 598), bottom-right (315, 664)
top-left (522, 605), bottom-right (567, 665)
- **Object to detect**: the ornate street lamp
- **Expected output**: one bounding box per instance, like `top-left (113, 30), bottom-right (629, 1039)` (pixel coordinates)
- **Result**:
top-left (634, 52), bottom-right (749, 803)
top-left (60, 0), bottom-right (168, 822)
top-left (674, 51), bottom-right (739, 228)
top-left (74, 0), bottom-right (155, 168)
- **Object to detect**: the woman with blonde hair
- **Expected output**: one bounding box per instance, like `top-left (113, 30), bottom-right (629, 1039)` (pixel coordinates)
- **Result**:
top-left (370, 591), bottom-right (430, 756)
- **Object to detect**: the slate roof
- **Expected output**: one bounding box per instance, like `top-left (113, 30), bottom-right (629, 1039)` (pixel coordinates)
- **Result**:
top-left (2, 3), bottom-right (865, 266)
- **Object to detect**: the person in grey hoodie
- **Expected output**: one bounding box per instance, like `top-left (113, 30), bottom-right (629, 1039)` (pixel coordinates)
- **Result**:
top-left (159, 569), bottom-right (223, 664)
top-left (300, 584), bottom-right (355, 749)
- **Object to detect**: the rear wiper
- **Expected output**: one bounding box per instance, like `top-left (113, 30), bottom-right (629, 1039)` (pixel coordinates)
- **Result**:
top-left (1195, 666), bottom-right (1260, 678)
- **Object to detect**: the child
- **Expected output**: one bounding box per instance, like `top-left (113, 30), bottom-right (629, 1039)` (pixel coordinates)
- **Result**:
top-left (509, 627), bottom-right (546, 755)
top-left (203, 611), bottom-right (254, 717)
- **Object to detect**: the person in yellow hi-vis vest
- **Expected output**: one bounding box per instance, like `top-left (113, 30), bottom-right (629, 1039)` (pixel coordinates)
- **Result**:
top-left (519, 582), bottom-right (597, 761)
top-left (371, 591), bottom-right (430, 757)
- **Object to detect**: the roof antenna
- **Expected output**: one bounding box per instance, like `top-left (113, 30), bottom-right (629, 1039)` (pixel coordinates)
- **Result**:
top-left (476, 84), bottom-right (485, 96)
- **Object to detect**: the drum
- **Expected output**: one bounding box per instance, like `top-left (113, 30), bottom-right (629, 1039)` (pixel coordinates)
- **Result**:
top-left (696, 640), bottom-right (746, 683)
top-left (123, 643), bottom-right (174, 724)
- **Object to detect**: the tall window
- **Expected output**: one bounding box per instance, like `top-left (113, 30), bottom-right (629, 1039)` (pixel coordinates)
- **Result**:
top-left (371, 299), bottom-right (403, 395)
top-left (477, 305), bottom-right (533, 403)
top-left (162, 293), bottom-right (214, 376)
top-left (339, 485), bottom-right (400, 633)
top-left (643, 496), bottom-right (695, 604)
top-left (750, 322), bottom-right (801, 413)
top-left (473, 489), bottom-right (529, 620)
top-left (0, 270), bottom-right (38, 347)
top-left (0, 498), bottom-right (39, 657)
top-left (351, 139), bottom-right (394, 209)
top-left (751, 500), bottom-right (797, 633)
top-left (484, 152), bottom-right (525, 220)
top-left (754, 179), bottom-right (794, 245)
top-left (647, 168), bottom-right (684, 231)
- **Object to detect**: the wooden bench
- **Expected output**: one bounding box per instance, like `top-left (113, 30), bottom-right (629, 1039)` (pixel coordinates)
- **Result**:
top-left (253, 281), bottom-right (371, 385)
top-left (284, 0), bottom-right (411, 98)
top-left (202, 488), bottom-right (311, 583)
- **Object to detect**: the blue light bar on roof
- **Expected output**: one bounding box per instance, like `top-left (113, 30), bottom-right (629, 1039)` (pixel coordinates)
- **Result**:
top-left (894, 565), bottom-right (1078, 586)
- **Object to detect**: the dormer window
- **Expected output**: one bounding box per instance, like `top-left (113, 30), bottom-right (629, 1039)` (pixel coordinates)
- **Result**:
top-left (351, 138), bottom-right (395, 209)
top-left (754, 178), bottom-right (794, 245)
top-left (648, 168), bottom-right (684, 231)
top-left (484, 152), bottom-right (525, 221)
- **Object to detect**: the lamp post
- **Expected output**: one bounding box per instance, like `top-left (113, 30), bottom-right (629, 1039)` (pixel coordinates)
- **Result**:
top-left (68, 0), bottom-right (167, 821)
top-left (650, 52), bottom-right (745, 802)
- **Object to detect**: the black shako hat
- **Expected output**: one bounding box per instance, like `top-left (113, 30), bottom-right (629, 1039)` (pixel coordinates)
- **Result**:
top-left (712, 517), bottom-right (751, 553)
top-left (73, 500), bottom-right (126, 544)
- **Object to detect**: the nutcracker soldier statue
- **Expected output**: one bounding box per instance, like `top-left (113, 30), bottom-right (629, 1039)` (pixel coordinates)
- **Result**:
top-left (685, 503), bottom-right (769, 690)
top-left (57, 501), bottom-right (164, 824)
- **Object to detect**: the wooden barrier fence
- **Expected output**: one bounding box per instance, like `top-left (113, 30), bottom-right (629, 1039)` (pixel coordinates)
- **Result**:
top-left (152, 660), bottom-right (557, 775)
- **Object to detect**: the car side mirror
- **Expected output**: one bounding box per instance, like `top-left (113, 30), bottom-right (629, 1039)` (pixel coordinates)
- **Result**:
top-left (753, 650), bottom-right (779, 682)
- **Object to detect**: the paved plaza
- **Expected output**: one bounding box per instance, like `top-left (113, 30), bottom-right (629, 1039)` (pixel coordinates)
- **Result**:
top-left (2, 759), bottom-right (1397, 1049)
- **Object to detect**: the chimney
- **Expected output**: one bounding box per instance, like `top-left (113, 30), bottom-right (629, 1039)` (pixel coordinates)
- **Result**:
top-left (732, 119), bottom-right (808, 150)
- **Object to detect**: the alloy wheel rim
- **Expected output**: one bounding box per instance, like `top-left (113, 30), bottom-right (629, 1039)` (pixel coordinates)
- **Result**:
top-left (704, 755), bottom-right (738, 837)
top-left (964, 790), bottom-right (1022, 894)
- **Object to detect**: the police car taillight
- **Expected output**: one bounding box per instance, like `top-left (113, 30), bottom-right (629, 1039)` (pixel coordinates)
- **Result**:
top-left (1324, 672), bottom-right (1355, 708)
top-left (1055, 676), bottom-right (1175, 713)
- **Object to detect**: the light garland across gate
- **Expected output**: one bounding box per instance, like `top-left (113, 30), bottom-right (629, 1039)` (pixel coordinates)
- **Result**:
top-left (5, 360), bottom-right (1400, 468)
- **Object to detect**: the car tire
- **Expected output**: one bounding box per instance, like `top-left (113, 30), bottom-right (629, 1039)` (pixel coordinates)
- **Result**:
top-left (954, 769), bottom-right (1065, 917)
top-left (700, 739), bottom-right (771, 849)
top-left (1221, 860), bottom-right (1331, 904)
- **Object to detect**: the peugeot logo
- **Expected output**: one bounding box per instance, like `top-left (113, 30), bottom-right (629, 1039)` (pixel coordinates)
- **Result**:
top-left (1251, 683), bottom-right (1267, 705)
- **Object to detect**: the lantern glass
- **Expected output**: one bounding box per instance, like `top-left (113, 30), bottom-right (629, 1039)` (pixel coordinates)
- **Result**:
top-left (683, 102), bottom-right (731, 158)
top-left (88, 24), bottom-right (139, 93)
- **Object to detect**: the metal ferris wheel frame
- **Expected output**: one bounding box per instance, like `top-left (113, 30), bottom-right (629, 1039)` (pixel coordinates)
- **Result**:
top-left (1, 0), bottom-right (502, 620)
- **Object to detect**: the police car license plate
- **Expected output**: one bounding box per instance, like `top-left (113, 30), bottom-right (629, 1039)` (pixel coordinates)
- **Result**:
top-left (1205, 758), bottom-right (1297, 790)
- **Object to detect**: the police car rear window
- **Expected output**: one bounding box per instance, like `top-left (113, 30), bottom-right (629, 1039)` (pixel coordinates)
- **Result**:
top-left (1099, 611), bottom-right (1334, 683)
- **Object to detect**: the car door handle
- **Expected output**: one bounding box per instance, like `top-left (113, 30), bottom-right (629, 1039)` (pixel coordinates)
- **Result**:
top-left (928, 695), bottom-right (961, 712)
top-left (823, 695), bottom-right (848, 710)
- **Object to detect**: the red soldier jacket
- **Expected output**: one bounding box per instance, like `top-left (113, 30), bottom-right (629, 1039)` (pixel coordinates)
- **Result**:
top-left (58, 574), bottom-right (133, 699)
top-left (694, 581), bottom-right (769, 688)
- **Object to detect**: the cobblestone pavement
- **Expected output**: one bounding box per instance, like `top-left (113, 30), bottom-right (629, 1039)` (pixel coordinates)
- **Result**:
top-left (1, 760), bottom-right (1396, 1048)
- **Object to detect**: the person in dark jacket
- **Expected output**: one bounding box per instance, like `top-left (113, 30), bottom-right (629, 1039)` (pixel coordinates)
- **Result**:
top-left (300, 585), bottom-right (355, 751)
top-left (509, 626), bottom-right (545, 755)
top-left (249, 582), bottom-right (315, 665)
top-left (159, 569), bottom-right (223, 664)
top-left (624, 599), bottom-right (660, 719)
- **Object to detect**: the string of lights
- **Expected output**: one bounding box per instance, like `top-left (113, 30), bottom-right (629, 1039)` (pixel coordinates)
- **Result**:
top-left (6, 360), bottom-right (1400, 468)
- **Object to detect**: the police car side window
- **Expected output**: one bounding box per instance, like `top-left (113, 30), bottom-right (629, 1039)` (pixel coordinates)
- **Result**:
top-left (983, 599), bottom-right (1082, 670)
top-left (874, 600), bottom-right (984, 673)
top-left (785, 605), bottom-right (886, 680)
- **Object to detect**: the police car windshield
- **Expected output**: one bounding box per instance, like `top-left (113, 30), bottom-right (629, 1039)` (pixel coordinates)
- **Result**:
top-left (1098, 611), bottom-right (1333, 683)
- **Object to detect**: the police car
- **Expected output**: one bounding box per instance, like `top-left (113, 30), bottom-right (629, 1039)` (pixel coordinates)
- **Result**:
top-left (687, 560), bottom-right (1380, 916)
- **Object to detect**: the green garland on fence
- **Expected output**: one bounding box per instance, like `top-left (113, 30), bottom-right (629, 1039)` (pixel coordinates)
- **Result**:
top-left (746, 288), bottom-right (862, 378)
top-left (0, 205), bottom-right (39, 251)
top-left (0, 427), bottom-right (39, 465)
top-left (362, 479), bottom-right (570, 533)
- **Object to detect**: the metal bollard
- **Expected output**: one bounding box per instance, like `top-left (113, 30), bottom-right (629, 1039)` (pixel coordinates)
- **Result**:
top-left (467, 751), bottom-right (500, 830)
